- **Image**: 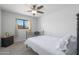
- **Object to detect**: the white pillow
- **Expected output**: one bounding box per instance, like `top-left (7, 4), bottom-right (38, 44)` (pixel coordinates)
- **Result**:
top-left (56, 34), bottom-right (72, 51)
top-left (65, 36), bottom-right (77, 55)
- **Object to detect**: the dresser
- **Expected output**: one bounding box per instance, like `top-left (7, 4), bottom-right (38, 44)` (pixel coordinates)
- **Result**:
top-left (1, 36), bottom-right (14, 47)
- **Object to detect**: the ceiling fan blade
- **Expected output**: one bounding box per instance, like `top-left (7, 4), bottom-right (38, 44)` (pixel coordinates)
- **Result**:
top-left (37, 5), bottom-right (44, 9)
top-left (37, 11), bottom-right (44, 14)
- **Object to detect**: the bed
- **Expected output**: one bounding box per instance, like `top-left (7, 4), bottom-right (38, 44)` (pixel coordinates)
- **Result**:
top-left (24, 35), bottom-right (77, 55)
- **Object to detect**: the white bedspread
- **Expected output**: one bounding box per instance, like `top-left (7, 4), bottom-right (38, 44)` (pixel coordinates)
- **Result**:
top-left (25, 35), bottom-right (65, 55)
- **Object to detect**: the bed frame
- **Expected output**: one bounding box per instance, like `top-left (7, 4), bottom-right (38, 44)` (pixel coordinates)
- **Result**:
top-left (77, 13), bottom-right (79, 55)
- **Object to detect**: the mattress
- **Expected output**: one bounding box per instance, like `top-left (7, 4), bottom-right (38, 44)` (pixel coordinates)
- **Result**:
top-left (25, 35), bottom-right (65, 55)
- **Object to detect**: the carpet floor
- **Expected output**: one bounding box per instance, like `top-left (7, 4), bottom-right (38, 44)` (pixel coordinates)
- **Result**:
top-left (0, 41), bottom-right (38, 55)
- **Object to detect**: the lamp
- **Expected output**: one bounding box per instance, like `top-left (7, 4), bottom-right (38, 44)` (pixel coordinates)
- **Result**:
top-left (32, 10), bottom-right (37, 15)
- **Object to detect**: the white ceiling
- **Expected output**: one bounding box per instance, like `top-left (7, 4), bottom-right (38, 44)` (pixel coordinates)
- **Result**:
top-left (0, 4), bottom-right (73, 17)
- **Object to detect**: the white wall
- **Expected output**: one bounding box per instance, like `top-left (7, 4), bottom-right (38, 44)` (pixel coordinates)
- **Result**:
top-left (0, 9), bottom-right (1, 46)
top-left (0, 9), bottom-right (1, 37)
top-left (1, 10), bottom-right (38, 42)
top-left (39, 5), bottom-right (78, 36)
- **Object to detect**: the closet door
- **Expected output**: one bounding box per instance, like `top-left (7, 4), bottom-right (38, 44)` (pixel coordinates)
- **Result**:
top-left (77, 13), bottom-right (79, 55)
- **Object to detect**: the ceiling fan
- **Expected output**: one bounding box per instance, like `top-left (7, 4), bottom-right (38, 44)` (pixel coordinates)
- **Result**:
top-left (27, 5), bottom-right (44, 15)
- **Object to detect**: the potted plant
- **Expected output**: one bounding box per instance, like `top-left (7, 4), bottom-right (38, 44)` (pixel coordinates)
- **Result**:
top-left (5, 32), bottom-right (9, 37)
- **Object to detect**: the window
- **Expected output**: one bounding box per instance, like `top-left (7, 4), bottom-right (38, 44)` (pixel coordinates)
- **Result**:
top-left (16, 19), bottom-right (30, 29)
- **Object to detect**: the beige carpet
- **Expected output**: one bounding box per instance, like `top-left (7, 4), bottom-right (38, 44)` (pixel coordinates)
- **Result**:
top-left (0, 41), bottom-right (38, 55)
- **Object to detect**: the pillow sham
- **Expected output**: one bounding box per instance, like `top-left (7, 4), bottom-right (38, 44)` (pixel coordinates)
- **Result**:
top-left (65, 36), bottom-right (77, 55)
top-left (56, 34), bottom-right (72, 51)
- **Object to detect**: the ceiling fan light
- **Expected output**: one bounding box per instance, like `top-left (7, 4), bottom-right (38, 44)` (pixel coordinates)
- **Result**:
top-left (32, 10), bottom-right (37, 14)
